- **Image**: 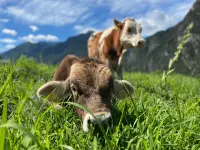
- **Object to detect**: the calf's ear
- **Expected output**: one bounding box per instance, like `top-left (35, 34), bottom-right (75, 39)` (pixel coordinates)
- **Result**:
top-left (113, 80), bottom-right (134, 99)
top-left (37, 78), bottom-right (71, 102)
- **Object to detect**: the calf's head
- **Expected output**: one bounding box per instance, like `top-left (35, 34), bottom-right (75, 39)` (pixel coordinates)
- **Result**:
top-left (37, 56), bottom-right (134, 132)
top-left (114, 18), bottom-right (145, 49)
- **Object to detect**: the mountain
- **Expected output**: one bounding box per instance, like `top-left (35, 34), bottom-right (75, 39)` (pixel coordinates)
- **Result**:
top-left (2, 42), bottom-right (56, 62)
top-left (40, 31), bottom-right (93, 64)
top-left (125, 0), bottom-right (200, 76)
top-left (2, 31), bottom-right (93, 64)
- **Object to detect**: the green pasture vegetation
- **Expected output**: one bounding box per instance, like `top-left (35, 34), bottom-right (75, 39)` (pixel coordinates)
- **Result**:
top-left (0, 23), bottom-right (200, 150)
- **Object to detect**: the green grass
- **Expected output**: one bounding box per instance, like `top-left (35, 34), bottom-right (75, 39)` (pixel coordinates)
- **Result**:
top-left (0, 56), bottom-right (200, 150)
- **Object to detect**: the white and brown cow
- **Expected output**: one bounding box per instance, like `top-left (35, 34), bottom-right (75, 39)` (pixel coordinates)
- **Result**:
top-left (88, 18), bottom-right (145, 79)
top-left (37, 55), bottom-right (134, 132)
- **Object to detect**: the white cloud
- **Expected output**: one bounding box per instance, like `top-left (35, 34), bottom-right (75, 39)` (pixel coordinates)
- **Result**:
top-left (6, 0), bottom-right (89, 26)
top-left (0, 44), bottom-right (16, 53)
top-left (95, 0), bottom-right (194, 36)
top-left (20, 34), bottom-right (59, 43)
top-left (79, 12), bottom-right (93, 22)
top-left (106, 0), bottom-right (194, 15)
top-left (0, 18), bottom-right (9, 23)
top-left (29, 25), bottom-right (39, 32)
top-left (2, 28), bottom-right (17, 36)
top-left (108, 0), bottom-right (147, 15)
top-left (76, 0), bottom-right (194, 36)
top-left (0, 38), bottom-right (16, 43)
top-left (136, 10), bottom-right (170, 36)
top-left (2, 0), bottom-right (195, 37)
top-left (136, 1), bottom-right (195, 36)
top-left (5, 44), bottom-right (15, 49)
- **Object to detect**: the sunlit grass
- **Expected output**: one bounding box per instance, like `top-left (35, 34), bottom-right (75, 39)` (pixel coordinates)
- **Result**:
top-left (0, 56), bottom-right (200, 150)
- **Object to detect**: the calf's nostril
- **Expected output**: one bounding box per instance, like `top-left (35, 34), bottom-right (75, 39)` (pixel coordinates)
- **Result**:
top-left (101, 116), bottom-right (112, 125)
top-left (94, 113), bottom-right (111, 125)
top-left (87, 118), bottom-right (92, 124)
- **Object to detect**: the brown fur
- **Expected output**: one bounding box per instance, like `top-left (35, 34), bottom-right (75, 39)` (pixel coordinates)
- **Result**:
top-left (51, 55), bottom-right (113, 117)
top-left (88, 28), bottom-right (123, 72)
top-left (88, 32), bottom-right (103, 60)
top-left (37, 55), bottom-right (134, 131)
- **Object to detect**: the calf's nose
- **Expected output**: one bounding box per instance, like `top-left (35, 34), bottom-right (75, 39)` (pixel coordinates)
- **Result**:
top-left (83, 112), bottom-right (112, 132)
top-left (94, 112), bottom-right (112, 125)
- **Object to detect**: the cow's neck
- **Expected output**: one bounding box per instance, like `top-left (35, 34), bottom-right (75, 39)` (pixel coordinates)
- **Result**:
top-left (112, 28), bottom-right (124, 56)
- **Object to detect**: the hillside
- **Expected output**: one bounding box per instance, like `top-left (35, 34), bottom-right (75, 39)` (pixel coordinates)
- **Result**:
top-left (2, 42), bottom-right (56, 62)
top-left (2, 31), bottom-right (93, 64)
top-left (126, 0), bottom-right (200, 76)
top-left (38, 31), bottom-right (93, 64)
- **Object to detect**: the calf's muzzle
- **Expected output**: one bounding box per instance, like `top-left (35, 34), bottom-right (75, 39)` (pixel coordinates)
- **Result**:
top-left (83, 111), bottom-right (112, 132)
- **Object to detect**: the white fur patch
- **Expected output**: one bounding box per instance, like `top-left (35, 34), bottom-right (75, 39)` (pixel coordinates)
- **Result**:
top-left (98, 27), bottom-right (114, 56)
top-left (99, 27), bottom-right (114, 44)
top-left (118, 49), bottom-right (127, 66)
top-left (122, 17), bottom-right (135, 23)
top-left (98, 39), bottom-right (105, 56)
top-left (88, 31), bottom-right (101, 41)
top-left (83, 113), bottom-right (94, 132)
top-left (120, 19), bottom-right (144, 48)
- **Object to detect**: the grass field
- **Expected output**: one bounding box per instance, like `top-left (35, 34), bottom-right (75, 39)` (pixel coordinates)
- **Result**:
top-left (0, 56), bottom-right (200, 150)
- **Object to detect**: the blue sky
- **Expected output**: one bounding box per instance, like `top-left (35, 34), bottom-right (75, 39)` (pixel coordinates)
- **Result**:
top-left (0, 0), bottom-right (195, 53)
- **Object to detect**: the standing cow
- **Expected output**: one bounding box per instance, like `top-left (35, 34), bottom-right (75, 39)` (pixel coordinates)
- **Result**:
top-left (37, 55), bottom-right (134, 132)
top-left (88, 18), bottom-right (145, 79)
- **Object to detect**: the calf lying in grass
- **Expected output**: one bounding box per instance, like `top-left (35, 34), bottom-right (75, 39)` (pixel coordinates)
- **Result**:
top-left (37, 55), bottom-right (134, 132)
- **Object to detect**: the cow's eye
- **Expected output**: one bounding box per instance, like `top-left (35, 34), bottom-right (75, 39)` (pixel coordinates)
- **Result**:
top-left (127, 27), bottom-right (132, 33)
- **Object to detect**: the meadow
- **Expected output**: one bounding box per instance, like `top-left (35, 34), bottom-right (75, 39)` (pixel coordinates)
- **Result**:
top-left (0, 55), bottom-right (200, 150)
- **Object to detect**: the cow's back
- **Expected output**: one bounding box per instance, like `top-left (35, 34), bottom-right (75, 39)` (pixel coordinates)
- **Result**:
top-left (87, 32), bottom-right (103, 60)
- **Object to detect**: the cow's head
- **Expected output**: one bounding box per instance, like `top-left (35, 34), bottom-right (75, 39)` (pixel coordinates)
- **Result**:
top-left (37, 56), bottom-right (134, 132)
top-left (114, 18), bottom-right (145, 49)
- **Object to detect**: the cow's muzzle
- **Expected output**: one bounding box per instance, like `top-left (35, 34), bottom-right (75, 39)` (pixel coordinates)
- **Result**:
top-left (83, 112), bottom-right (112, 132)
top-left (137, 39), bottom-right (145, 48)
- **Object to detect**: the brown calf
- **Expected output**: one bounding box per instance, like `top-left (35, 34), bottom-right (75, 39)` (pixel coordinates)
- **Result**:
top-left (37, 55), bottom-right (134, 132)
top-left (88, 18), bottom-right (145, 79)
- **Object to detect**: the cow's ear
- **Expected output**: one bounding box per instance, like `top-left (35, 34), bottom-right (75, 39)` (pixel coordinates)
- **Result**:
top-left (113, 19), bottom-right (123, 29)
top-left (113, 80), bottom-right (134, 99)
top-left (53, 55), bottom-right (80, 81)
top-left (37, 78), bottom-right (71, 102)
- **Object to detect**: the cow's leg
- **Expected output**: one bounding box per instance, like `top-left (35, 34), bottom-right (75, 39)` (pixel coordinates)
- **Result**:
top-left (108, 63), bottom-right (117, 79)
top-left (117, 65), bottom-right (123, 80)
top-left (117, 49), bottom-right (127, 80)
top-left (105, 58), bottom-right (117, 79)
top-left (111, 68), bottom-right (118, 79)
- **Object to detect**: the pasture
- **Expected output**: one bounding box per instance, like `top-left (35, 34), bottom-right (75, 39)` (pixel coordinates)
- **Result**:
top-left (0, 56), bottom-right (200, 150)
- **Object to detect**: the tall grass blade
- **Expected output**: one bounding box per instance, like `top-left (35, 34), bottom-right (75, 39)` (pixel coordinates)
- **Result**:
top-left (0, 65), bottom-right (14, 150)
top-left (59, 145), bottom-right (74, 150)
top-left (0, 97), bottom-right (8, 150)
top-left (0, 123), bottom-right (45, 150)
top-left (93, 136), bottom-right (98, 150)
